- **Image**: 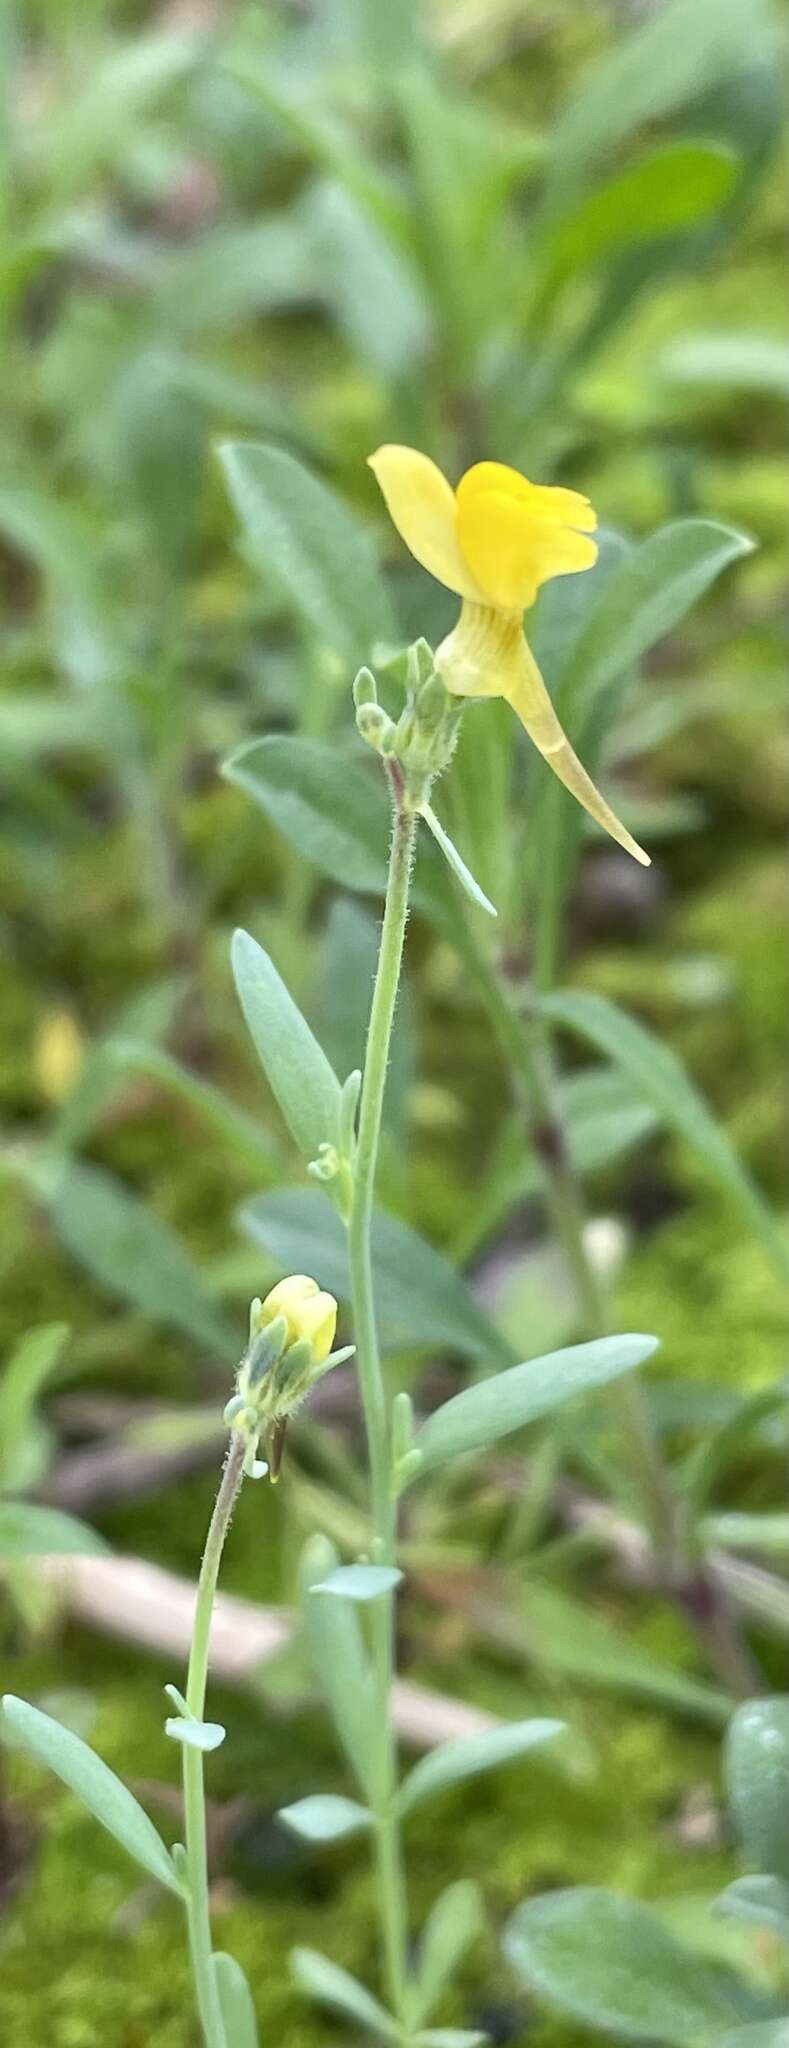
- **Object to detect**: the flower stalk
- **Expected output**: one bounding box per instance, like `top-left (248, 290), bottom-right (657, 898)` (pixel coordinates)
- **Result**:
top-left (181, 1433), bottom-right (245, 2048)
top-left (347, 770), bottom-right (418, 2027)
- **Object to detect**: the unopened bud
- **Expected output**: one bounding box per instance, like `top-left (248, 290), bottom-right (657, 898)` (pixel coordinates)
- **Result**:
top-left (356, 701), bottom-right (395, 751)
top-left (353, 665), bottom-right (378, 708)
top-left (415, 670), bottom-right (449, 733)
top-left (408, 638), bottom-right (435, 688)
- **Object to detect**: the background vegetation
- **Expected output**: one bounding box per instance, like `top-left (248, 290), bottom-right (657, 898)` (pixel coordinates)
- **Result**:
top-left (0, 0), bottom-right (786, 2042)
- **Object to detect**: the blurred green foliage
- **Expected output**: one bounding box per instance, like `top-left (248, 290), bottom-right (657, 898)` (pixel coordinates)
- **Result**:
top-left (0, 0), bottom-right (786, 2040)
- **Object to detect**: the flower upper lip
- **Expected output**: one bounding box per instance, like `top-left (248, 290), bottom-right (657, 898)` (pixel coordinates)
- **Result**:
top-left (368, 444), bottom-right (598, 614)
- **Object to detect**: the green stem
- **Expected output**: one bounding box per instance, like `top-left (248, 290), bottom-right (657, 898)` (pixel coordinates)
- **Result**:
top-left (348, 777), bottom-right (416, 2030)
top-left (182, 1433), bottom-right (245, 2048)
top-left (462, 932), bottom-right (758, 1693)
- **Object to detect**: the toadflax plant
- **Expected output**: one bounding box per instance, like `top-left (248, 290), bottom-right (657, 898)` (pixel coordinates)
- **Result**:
top-left (3, 446), bottom-right (673, 2045)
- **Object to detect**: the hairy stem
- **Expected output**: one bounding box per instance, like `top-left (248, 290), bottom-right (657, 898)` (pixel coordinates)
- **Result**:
top-left (348, 778), bottom-right (416, 2028)
top-left (183, 1433), bottom-right (245, 2048)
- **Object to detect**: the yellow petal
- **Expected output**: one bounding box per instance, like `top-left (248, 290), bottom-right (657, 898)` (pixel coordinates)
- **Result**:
top-left (457, 463), bottom-right (597, 531)
top-left (456, 485), bottom-right (597, 612)
top-left (507, 637), bottom-right (650, 866)
top-left (368, 444), bottom-right (484, 601)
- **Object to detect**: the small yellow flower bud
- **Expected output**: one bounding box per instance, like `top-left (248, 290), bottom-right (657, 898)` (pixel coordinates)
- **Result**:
top-left (256, 1275), bottom-right (337, 1366)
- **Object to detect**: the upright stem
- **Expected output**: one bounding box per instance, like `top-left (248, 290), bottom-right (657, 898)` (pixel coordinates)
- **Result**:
top-left (462, 933), bottom-right (758, 1693)
top-left (182, 1433), bottom-right (246, 2048)
top-left (348, 777), bottom-right (416, 2030)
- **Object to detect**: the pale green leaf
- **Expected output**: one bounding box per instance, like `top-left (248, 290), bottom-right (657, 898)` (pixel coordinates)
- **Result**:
top-left (556, 519), bottom-right (754, 739)
top-left (701, 1513), bottom-right (789, 1556)
top-left (399, 1720), bottom-right (563, 1816)
top-left (544, 0), bottom-right (772, 201)
top-left (518, 1582), bottom-right (729, 1727)
top-left (223, 734), bottom-right (452, 931)
top-left (291, 1946), bottom-right (397, 2038)
top-left (18, 1155), bottom-right (237, 1358)
top-left (279, 1794), bottom-right (371, 1843)
top-left (164, 1718), bottom-right (225, 1753)
top-left (0, 1502), bottom-right (107, 1560)
top-left (214, 1953), bottom-right (259, 2048)
top-left (718, 2024), bottom-right (789, 2048)
top-left (540, 989), bottom-right (786, 1279)
top-left (726, 1698), bottom-right (789, 1881)
top-left (219, 441), bottom-right (394, 664)
top-left (0, 1323), bottom-right (68, 1493)
top-left (1, 1696), bottom-right (180, 1894)
top-left (541, 142), bottom-right (737, 288)
top-left (659, 332), bottom-right (789, 400)
top-left (413, 1335), bottom-right (657, 1478)
top-left (301, 1536), bottom-right (376, 1802)
top-left (241, 1188), bottom-right (512, 1363)
top-left (417, 2033), bottom-right (489, 2047)
top-left (717, 1876), bottom-right (789, 1938)
top-left (412, 1880), bottom-right (484, 2027)
top-left (505, 1887), bottom-right (746, 2043)
top-left (108, 1040), bottom-right (279, 1179)
top-left (315, 1564), bottom-right (403, 1603)
top-left (231, 928), bottom-right (341, 1164)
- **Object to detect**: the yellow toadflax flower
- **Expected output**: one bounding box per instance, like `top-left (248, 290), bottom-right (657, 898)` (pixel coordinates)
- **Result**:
top-left (368, 446), bottom-right (649, 866)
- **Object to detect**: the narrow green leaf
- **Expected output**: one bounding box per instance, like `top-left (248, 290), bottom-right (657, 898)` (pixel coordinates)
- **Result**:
top-left (718, 2025), bottom-right (789, 2048)
top-left (219, 441), bottom-right (394, 664)
top-left (291, 1946), bottom-right (397, 2038)
top-left (716, 1875), bottom-right (789, 1938)
top-left (421, 805), bottom-right (497, 917)
top-left (505, 1887), bottom-right (746, 2044)
top-left (557, 519), bottom-right (754, 733)
top-left (518, 1582), bottom-right (729, 1727)
top-left (540, 989), bottom-right (786, 1279)
top-left (301, 1537), bottom-right (376, 1801)
top-left (1, 1696), bottom-right (180, 1894)
top-left (0, 1502), bottom-right (107, 1559)
top-left (701, 1513), bottom-right (789, 1556)
top-left (413, 1335), bottom-right (657, 1478)
top-left (305, 178), bottom-right (430, 379)
top-left (726, 1698), bottom-right (789, 1881)
top-left (0, 1323), bottom-right (68, 1493)
top-left (108, 1040), bottom-right (279, 1179)
top-left (279, 1795), bottom-right (371, 1843)
top-left (315, 1564), bottom-right (403, 1602)
top-left (18, 1155), bottom-right (237, 1358)
top-left (214, 1953), bottom-right (259, 2048)
top-left (164, 1718), bottom-right (225, 1753)
top-left (399, 1720), bottom-right (563, 1816)
top-left (417, 2033), bottom-right (489, 2047)
top-left (223, 734), bottom-right (453, 931)
top-left (541, 142), bottom-right (737, 288)
top-left (544, 0), bottom-right (771, 201)
top-left (226, 55), bottom-right (412, 250)
top-left (241, 1187), bottom-right (512, 1363)
top-left (412, 1880), bottom-right (484, 2027)
top-left (225, 735), bottom-right (387, 894)
top-left (659, 332), bottom-right (789, 400)
top-left (231, 928), bottom-right (341, 1164)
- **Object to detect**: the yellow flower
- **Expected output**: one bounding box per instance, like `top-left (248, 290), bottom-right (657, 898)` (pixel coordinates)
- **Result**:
top-left (368, 446), bottom-right (649, 866)
top-left (256, 1274), bottom-right (337, 1365)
